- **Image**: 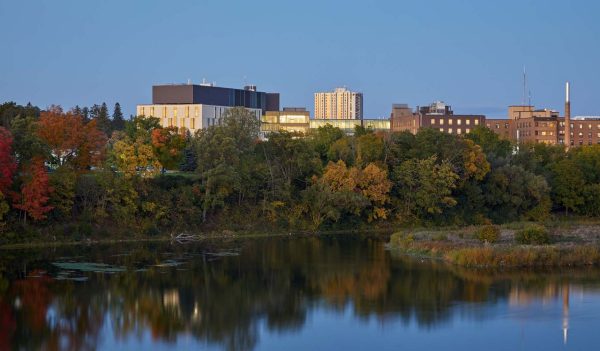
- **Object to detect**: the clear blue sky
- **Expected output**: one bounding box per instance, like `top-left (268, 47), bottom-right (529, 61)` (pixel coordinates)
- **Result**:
top-left (1, 0), bottom-right (599, 118)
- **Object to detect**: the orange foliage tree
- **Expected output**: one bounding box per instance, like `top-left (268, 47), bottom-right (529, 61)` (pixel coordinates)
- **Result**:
top-left (321, 160), bottom-right (392, 221)
top-left (12, 157), bottom-right (53, 223)
top-left (36, 109), bottom-right (106, 171)
top-left (0, 127), bottom-right (16, 195)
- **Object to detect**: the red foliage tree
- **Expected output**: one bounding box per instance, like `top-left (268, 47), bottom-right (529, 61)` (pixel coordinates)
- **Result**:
top-left (12, 157), bottom-right (53, 222)
top-left (0, 127), bottom-right (16, 195)
top-left (36, 109), bottom-right (106, 172)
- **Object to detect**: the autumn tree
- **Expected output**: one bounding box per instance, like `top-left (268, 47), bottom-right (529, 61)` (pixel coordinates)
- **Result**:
top-left (12, 157), bottom-right (53, 223)
top-left (0, 127), bottom-right (16, 195)
top-left (151, 127), bottom-right (185, 171)
top-left (321, 160), bottom-right (392, 221)
top-left (36, 109), bottom-right (106, 172)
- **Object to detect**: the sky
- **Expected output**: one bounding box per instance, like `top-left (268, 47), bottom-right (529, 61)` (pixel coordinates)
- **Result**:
top-left (1, 0), bottom-right (599, 118)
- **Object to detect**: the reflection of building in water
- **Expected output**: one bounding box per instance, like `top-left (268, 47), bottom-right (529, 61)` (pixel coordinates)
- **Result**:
top-left (508, 282), bottom-right (571, 345)
top-left (562, 283), bottom-right (569, 345)
top-left (163, 289), bottom-right (180, 312)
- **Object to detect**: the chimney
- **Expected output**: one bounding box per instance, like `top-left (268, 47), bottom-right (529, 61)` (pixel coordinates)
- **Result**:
top-left (565, 82), bottom-right (571, 149)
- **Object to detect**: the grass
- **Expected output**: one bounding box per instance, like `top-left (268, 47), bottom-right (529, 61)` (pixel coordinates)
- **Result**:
top-left (388, 222), bottom-right (600, 268)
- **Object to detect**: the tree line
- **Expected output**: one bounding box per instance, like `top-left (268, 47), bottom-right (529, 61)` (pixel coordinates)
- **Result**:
top-left (1, 101), bottom-right (600, 241)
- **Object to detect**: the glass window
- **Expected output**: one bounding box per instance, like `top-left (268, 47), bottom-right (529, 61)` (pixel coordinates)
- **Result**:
top-left (457, 119), bottom-right (462, 125)
top-left (448, 119), bottom-right (453, 125)
top-left (466, 120), bottom-right (471, 125)
top-left (440, 119), bottom-right (444, 125)
top-left (173, 107), bottom-right (178, 117)
top-left (466, 128), bottom-right (470, 133)
top-left (457, 128), bottom-right (462, 134)
top-left (439, 128), bottom-right (444, 132)
top-left (475, 119), bottom-right (479, 125)
top-left (448, 128), bottom-right (453, 134)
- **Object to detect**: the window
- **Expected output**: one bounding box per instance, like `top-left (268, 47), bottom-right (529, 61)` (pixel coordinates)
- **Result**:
top-left (457, 119), bottom-right (462, 125)
top-left (140, 107), bottom-right (145, 116)
top-left (163, 107), bottom-right (167, 118)
top-left (440, 119), bottom-right (444, 125)
top-left (173, 107), bottom-right (178, 118)
top-left (180, 118), bottom-right (185, 128)
top-left (474, 119), bottom-right (479, 125)
top-left (191, 118), bottom-right (195, 130)
top-left (579, 124), bottom-right (583, 129)
top-left (448, 128), bottom-right (453, 134)
top-left (457, 128), bottom-right (462, 134)
top-left (466, 119), bottom-right (471, 125)
top-left (590, 124), bottom-right (593, 129)
top-left (439, 128), bottom-right (444, 132)
top-left (195, 107), bottom-right (200, 117)
top-left (150, 107), bottom-right (155, 116)
top-left (448, 119), bottom-right (453, 125)
top-left (466, 128), bottom-right (470, 133)
top-left (579, 132), bottom-right (583, 137)
top-left (186, 106), bottom-right (190, 118)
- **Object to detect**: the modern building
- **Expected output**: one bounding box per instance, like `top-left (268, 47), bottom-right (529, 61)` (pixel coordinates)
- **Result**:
top-left (390, 101), bottom-right (484, 136)
top-left (309, 118), bottom-right (389, 134)
top-left (314, 87), bottom-right (363, 120)
top-left (137, 83), bottom-right (279, 133)
top-left (261, 107), bottom-right (310, 135)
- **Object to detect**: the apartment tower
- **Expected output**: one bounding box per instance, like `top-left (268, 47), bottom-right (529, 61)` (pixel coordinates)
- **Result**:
top-left (314, 87), bottom-right (363, 119)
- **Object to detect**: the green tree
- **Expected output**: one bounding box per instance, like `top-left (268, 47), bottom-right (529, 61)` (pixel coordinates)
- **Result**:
top-left (483, 165), bottom-right (550, 222)
top-left (393, 156), bottom-right (459, 222)
top-left (310, 124), bottom-right (345, 162)
top-left (550, 159), bottom-right (585, 214)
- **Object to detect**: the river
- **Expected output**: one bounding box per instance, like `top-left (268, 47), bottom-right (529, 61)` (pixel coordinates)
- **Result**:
top-left (1, 235), bottom-right (599, 350)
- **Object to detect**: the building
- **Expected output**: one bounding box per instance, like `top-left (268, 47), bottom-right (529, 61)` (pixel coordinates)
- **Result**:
top-left (309, 118), bottom-right (389, 134)
top-left (137, 83), bottom-right (279, 133)
top-left (485, 119), bottom-right (512, 139)
top-left (390, 104), bottom-right (420, 134)
top-left (390, 101), bottom-right (484, 136)
top-left (314, 87), bottom-right (363, 120)
top-left (261, 107), bottom-right (310, 135)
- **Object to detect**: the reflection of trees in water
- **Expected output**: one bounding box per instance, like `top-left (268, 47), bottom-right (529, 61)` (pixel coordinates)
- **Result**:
top-left (3, 237), bottom-right (600, 350)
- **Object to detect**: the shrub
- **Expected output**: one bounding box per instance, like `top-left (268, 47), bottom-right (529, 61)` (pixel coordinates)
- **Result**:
top-left (389, 231), bottom-right (415, 248)
top-left (475, 225), bottom-right (500, 243)
top-left (515, 224), bottom-right (549, 245)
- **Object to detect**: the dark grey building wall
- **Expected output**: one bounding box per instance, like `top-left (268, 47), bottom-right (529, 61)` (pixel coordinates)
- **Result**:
top-left (152, 85), bottom-right (280, 113)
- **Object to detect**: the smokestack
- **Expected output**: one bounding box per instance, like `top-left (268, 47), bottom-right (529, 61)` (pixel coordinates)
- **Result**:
top-left (565, 82), bottom-right (571, 149)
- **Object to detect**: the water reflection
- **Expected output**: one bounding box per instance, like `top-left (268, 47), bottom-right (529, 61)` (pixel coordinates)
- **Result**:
top-left (0, 236), bottom-right (599, 350)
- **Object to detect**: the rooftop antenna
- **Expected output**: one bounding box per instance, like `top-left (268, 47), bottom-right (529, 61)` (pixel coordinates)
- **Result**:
top-left (187, 78), bottom-right (191, 85)
top-left (523, 65), bottom-right (527, 106)
top-left (528, 89), bottom-right (532, 106)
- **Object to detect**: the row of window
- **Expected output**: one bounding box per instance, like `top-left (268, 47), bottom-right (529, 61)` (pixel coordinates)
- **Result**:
top-left (431, 118), bottom-right (479, 126)
top-left (439, 128), bottom-right (471, 134)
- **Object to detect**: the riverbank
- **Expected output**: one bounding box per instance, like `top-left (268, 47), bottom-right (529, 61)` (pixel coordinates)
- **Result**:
top-left (387, 220), bottom-right (600, 268)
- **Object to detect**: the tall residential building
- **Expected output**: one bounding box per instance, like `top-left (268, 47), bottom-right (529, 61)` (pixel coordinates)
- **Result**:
top-left (314, 87), bottom-right (363, 119)
top-left (137, 83), bottom-right (279, 133)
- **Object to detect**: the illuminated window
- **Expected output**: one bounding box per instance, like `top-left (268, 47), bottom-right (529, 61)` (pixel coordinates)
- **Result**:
top-left (457, 119), bottom-right (462, 125)
top-left (440, 119), bottom-right (444, 125)
top-left (448, 128), bottom-right (453, 134)
top-left (191, 118), bottom-right (195, 129)
top-left (457, 128), bottom-right (462, 134)
top-left (173, 107), bottom-right (178, 118)
top-left (195, 107), bottom-right (200, 117)
top-left (150, 107), bottom-right (154, 116)
top-left (180, 118), bottom-right (184, 128)
top-left (186, 106), bottom-right (190, 118)
top-left (140, 107), bottom-right (145, 116)
top-left (475, 119), bottom-right (479, 125)
top-left (449, 119), bottom-right (453, 125)
top-left (466, 119), bottom-right (471, 125)
top-left (466, 128), bottom-right (470, 133)
top-left (439, 128), bottom-right (444, 132)
top-left (579, 124), bottom-right (583, 129)
top-left (163, 107), bottom-right (167, 118)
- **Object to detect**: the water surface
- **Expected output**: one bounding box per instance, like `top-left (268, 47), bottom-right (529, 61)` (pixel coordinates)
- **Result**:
top-left (1, 235), bottom-right (599, 350)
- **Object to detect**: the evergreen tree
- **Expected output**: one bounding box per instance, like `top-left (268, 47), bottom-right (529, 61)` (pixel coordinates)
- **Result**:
top-left (81, 106), bottom-right (90, 121)
top-left (112, 102), bottom-right (125, 131)
top-left (90, 103), bottom-right (112, 136)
